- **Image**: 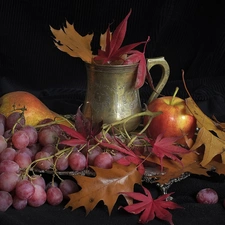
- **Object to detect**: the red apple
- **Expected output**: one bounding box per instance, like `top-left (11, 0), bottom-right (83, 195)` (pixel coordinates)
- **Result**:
top-left (144, 88), bottom-right (196, 145)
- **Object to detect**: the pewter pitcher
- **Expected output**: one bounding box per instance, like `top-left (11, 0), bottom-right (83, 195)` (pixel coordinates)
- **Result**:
top-left (82, 57), bottom-right (170, 131)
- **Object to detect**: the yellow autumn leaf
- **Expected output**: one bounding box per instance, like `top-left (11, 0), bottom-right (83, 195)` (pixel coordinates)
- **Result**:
top-left (185, 97), bottom-right (225, 140)
top-left (99, 31), bottom-right (112, 51)
top-left (185, 97), bottom-right (225, 166)
top-left (190, 127), bottom-right (225, 166)
top-left (50, 21), bottom-right (94, 63)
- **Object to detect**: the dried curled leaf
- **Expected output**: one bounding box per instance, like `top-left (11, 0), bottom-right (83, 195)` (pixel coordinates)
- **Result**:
top-left (65, 163), bottom-right (142, 215)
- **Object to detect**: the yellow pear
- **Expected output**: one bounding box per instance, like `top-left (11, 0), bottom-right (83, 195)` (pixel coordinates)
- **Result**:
top-left (0, 91), bottom-right (72, 127)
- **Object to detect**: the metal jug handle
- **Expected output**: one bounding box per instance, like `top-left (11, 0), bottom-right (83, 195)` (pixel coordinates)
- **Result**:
top-left (146, 57), bottom-right (170, 104)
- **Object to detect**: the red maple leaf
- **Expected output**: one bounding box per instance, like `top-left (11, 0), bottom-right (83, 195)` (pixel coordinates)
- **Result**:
top-left (145, 134), bottom-right (190, 171)
top-left (73, 106), bottom-right (102, 138)
top-left (59, 124), bottom-right (87, 146)
top-left (59, 107), bottom-right (102, 146)
top-left (96, 135), bottom-right (145, 175)
top-left (119, 185), bottom-right (182, 224)
top-left (93, 9), bottom-right (150, 89)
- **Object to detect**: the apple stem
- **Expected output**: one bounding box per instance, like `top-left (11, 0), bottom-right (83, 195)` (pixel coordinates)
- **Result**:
top-left (170, 87), bottom-right (179, 105)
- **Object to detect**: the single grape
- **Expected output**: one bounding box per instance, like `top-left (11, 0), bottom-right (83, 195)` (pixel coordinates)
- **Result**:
top-left (28, 143), bottom-right (41, 160)
top-left (30, 175), bottom-right (46, 190)
top-left (0, 135), bottom-right (7, 154)
top-left (17, 147), bottom-right (33, 158)
top-left (68, 151), bottom-right (87, 171)
top-left (15, 179), bottom-right (35, 200)
top-left (57, 134), bottom-right (68, 150)
top-left (54, 153), bottom-right (69, 171)
top-left (196, 188), bottom-right (218, 204)
top-left (14, 152), bottom-right (32, 169)
top-left (12, 195), bottom-right (27, 210)
top-left (34, 151), bottom-right (53, 170)
top-left (0, 122), bottom-right (5, 136)
top-left (0, 147), bottom-right (17, 162)
top-left (28, 184), bottom-right (47, 207)
top-left (84, 145), bottom-right (103, 166)
top-left (0, 159), bottom-right (20, 173)
top-left (6, 112), bottom-right (25, 130)
top-left (38, 128), bottom-right (58, 146)
top-left (96, 132), bottom-right (114, 143)
top-left (0, 171), bottom-right (19, 192)
top-left (93, 152), bottom-right (113, 169)
top-left (130, 138), bottom-right (146, 155)
top-left (0, 113), bottom-right (6, 125)
top-left (4, 129), bottom-right (12, 139)
top-left (111, 151), bottom-right (126, 162)
top-left (59, 179), bottom-right (79, 200)
top-left (12, 130), bottom-right (30, 150)
top-left (20, 125), bottom-right (38, 146)
top-left (45, 181), bottom-right (58, 191)
top-left (46, 186), bottom-right (63, 206)
top-left (41, 144), bottom-right (57, 155)
top-left (48, 124), bottom-right (64, 136)
top-left (0, 191), bottom-right (13, 211)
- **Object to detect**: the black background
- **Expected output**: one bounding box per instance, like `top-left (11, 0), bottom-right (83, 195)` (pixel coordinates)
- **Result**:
top-left (0, 0), bottom-right (225, 224)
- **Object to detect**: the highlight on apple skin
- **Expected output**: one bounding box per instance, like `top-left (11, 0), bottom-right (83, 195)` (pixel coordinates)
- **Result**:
top-left (144, 94), bottom-right (197, 145)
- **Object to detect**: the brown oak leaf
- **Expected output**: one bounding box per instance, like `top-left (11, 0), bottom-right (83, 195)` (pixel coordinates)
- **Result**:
top-left (212, 115), bottom-right (225, 131)
top-left (65, 163), bottom-right (142, 215)
top-left (145, 147), bottom-right (225, 184)
top-left (190, 127), bottom-right (225, 166)
top-left (185, 97), bottom-right (225, 140)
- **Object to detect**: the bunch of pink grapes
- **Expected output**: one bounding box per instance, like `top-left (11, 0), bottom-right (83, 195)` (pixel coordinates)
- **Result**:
top-left (0, 111), bottom-right (130, 212)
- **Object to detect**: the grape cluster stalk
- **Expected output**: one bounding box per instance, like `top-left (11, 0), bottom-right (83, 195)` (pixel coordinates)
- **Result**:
top-left (0, 110), bottom-right (149, 212)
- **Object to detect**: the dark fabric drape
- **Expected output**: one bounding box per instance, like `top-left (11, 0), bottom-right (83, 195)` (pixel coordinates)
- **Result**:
top-left (1, 0), bottom-right (225, 118)
top-left (0, 1), bottom-right (225, 225)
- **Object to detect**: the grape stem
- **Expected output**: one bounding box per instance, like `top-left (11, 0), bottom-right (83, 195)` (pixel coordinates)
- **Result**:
top-left (102, 108), bottom-right (162, 146)
top-left (24, 146), bottom-right (73, 180)
top-left (11, 111), bottom-right (25, 134)
top-left (34, 116), bottom-right (74, 129)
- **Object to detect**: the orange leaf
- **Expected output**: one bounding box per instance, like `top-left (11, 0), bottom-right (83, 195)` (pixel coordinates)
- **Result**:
top-left (190, 127), bottom-right (225, 166)
top-left (212, 115), bottom-right (225, 131)
top-left (100, 30), bottom-right (112, 51)
top-left (185, 97), bottom-right (225, 166)
top-left (50, 21), bottom-right (94, 63)
top-left (145, 148), bottom-right (225, 185)
top-left (65, 163), bottom-right (142, 215)
top-left (185, 97), bottom-right (225, 140)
